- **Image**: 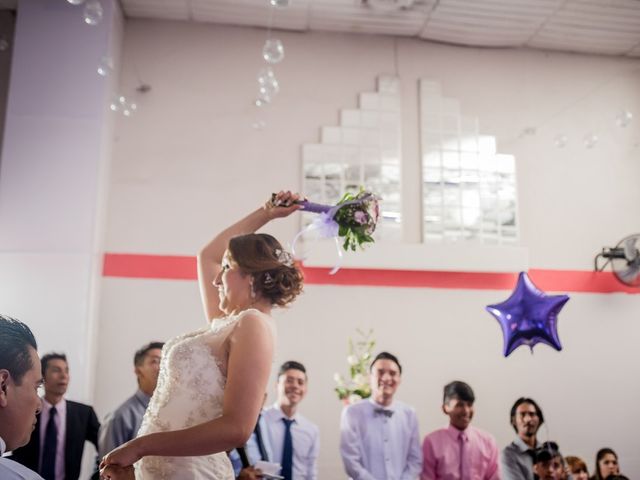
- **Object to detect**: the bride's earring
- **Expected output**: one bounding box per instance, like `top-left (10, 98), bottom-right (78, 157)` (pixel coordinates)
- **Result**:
top-left (249, 280), bottom-right (256, 300)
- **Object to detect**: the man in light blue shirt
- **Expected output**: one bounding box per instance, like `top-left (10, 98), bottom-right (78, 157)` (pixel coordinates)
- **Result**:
top-left (229, 410), bottom-right (274, 479)
top-left (263, 361), bottom-right (319, 480)
top-left (340, 351), bottom-right (422, 480)
top-left (0, 314), bottom-right (45, 480)
top-left (98, 342), bottom-right (164, 458)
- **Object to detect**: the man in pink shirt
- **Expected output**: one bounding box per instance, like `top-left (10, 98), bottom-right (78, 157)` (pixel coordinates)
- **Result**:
top-left (421, 381), bottom-right (499, 480)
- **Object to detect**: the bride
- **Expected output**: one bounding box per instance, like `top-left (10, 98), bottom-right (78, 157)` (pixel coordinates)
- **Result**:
top-left (100, 191), bottom-right (304, 479)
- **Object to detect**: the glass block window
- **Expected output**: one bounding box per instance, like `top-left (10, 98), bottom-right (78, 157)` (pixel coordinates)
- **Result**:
top-left (301, 76), bottom-right (402, 241)
top-left (420, 80), bottom-right (518, 244)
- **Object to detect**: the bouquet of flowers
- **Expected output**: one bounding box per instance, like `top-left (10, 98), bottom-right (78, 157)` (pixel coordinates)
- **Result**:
top-left (273, 188), bottom-right (380, 252)
top-left (333, 329), bottom-right (376, 405)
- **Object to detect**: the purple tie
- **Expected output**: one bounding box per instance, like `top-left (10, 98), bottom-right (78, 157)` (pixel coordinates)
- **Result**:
top-left (41, 406), bottom-right (57, 480)
top-left (458, 430), bottom-right (469, 479)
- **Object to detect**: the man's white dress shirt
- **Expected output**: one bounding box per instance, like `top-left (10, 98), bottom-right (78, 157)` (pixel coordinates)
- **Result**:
top-left (0, 435), bottom-right (44, 479)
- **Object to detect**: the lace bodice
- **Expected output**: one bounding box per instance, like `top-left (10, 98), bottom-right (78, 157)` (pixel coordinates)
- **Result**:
top-left (135, 309), bottom-right (265, 479)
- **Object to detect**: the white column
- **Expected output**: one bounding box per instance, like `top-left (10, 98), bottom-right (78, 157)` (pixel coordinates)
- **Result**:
top-left (0, 0), bottom-right (122, 405)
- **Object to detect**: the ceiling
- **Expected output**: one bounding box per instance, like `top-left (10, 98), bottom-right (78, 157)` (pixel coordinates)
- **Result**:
top-left (119, 0), bottom-right (640, 57)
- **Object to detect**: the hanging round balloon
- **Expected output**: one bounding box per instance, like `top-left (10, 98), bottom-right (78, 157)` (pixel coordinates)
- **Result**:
top-left (109, 94), bottom-right (137, 117)
top-left (553, 134), bottom-right (567, 149)
top-left (583, 132), bottom-right (598, 149)
top-left (486, 272), bottom-right (569, 357)
top-left (257, 67), bottom-right (276, 83)
top-left (97, 56), bottom-right (113, 77)
top-left (262, 39), bottom-right (285, 64)
top-left (615, 110), bottom-right (633, 128)
top-left (109, 95), bottom-right (122, 112)
top-left (259, 79), bottom-right (279, 98)
top-left (83, 0), bottom-right (104, 25)
top-left (122, 102), bottom-right (137, 117)
top-left (252, 119), bottom-right (267, 130)
top-left (251, 0), bottom-right (286, 110)
top-left (257, 89), bottom-right (273, 104)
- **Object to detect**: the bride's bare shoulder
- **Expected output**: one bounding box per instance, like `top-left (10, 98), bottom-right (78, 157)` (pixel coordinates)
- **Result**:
top-left (234, 309), bottom-right (276, 334)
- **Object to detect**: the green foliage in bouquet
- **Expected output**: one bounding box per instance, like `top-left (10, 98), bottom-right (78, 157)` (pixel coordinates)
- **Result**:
top-left (333, 190), bottom-right (380, 252)
top-left (333, 329), bottom-right (376, 404)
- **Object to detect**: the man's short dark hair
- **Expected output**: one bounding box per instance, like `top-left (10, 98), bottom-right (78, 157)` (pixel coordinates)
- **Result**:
top-left (278, 360), bottom-right (306, 377)
top-left (0, 315), bottom-right (38, 385)
top-left (510, 397), bottom-right (545, 433)
top-left (134, 342), bottom-right (165, 367)
top-left (369, 351), bottom-right (402, 374)
top-left (443, 380), bottom-right (475, 404)
top-left (41, 352), bottom-right (67, 376)
top-left (534, 441), bottom-right (562, 464)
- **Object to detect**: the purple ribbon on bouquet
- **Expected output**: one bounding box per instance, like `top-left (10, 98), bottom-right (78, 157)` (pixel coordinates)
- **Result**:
top-left (291, 195), bottom-right (374, 275)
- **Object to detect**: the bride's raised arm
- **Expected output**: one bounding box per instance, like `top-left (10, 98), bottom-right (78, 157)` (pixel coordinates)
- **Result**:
top-left (197, 190), bottom-right (300, 322)
top-left (100, 191), bottom-right (304, 479)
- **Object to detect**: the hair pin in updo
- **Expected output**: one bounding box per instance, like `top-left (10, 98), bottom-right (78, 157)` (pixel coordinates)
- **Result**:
top-left (274, 248), bottom-right (294, 267)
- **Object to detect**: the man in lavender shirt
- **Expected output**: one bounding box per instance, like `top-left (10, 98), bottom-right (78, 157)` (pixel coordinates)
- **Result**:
top-left (340, 351), bottom-right (422, 480)
top-left (421, 381), bottom-right (499, 480)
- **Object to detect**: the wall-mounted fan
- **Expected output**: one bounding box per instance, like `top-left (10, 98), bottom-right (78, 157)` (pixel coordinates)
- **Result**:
top-left (594, 234), bottom-right (640, 287)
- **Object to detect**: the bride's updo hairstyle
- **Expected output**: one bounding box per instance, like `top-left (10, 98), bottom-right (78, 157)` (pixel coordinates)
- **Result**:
top-left (228, 233), bottom-right (303, 307)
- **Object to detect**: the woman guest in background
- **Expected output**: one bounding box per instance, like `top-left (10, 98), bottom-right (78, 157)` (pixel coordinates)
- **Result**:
top-left (565, 456), bottom-right (589, 480)
top-left (100, 191), bottom-right (304, 479)
top-left (591, 448), bottom-right (620, 480)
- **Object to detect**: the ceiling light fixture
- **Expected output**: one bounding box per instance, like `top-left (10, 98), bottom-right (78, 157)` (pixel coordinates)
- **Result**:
top-left (363, 0), bottom-right (416, 12)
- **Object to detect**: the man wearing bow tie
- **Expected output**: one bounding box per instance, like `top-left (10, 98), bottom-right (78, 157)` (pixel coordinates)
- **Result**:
top-left (340, 352), bottom-right (422, 480)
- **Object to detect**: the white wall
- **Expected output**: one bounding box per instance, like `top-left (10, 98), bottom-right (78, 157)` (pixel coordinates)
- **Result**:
top-left (95, 19), bottom-right (640, 478)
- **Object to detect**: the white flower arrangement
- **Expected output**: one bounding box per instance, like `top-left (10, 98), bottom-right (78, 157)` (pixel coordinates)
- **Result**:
top-left (334, 329), bottom-right (376, 404)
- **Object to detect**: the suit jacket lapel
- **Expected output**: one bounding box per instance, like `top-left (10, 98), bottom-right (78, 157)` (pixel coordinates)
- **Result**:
top-left (65, 401), bottom-right (75, 477)
top-left (33, 412), bottom-right (42, 465)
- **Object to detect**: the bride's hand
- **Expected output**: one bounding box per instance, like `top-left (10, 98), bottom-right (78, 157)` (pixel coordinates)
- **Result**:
top-left (99, 464), bottom-right (135, 480)
top-left (100, 439), bottom-right (143, 470)
top-left (265, 190), bottom-right (303, 219)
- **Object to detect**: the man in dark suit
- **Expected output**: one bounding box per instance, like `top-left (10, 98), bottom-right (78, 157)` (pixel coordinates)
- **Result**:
top-left (11, 352), bottom-right (100, 480)
top-left (0, 314), bottom-right (45, 479)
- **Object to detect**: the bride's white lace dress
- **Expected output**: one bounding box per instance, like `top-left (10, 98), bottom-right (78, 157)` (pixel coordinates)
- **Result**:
top-left (135, 309), bottom-right (266, 479)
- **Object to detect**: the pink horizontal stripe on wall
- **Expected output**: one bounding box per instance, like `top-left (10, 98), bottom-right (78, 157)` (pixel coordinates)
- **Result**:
top-left (102, 253), bottom-right (639, 294)
top-left (103, 253), bottom-right (197, 280)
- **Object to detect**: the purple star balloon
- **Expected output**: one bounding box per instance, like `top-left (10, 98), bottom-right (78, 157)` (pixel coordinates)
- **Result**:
top-left (486, 272), bottom-right (569, 357)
